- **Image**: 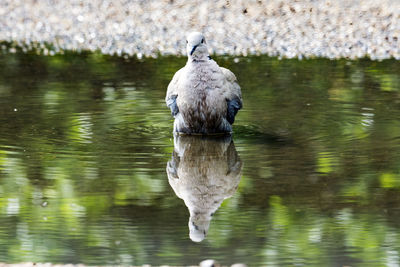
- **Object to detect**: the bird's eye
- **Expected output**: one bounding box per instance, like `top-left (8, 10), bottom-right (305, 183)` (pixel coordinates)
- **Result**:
top-left (201, 38), bottom-right (204, 43)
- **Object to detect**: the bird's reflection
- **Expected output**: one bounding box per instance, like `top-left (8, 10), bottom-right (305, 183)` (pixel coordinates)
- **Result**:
top-left (166, 135), bottom-right (242, 242)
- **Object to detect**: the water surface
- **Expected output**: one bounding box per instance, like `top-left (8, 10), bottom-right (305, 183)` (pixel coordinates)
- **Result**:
top-left (0, 52), bottom-right (400, 266)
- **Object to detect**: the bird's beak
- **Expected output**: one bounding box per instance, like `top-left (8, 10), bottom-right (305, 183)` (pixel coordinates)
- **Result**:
top-left (190, 45), bottom-right (198, 55)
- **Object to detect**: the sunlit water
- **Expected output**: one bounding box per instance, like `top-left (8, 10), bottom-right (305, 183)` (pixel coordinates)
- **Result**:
top-left (0, 52), bottom-right (399, 266)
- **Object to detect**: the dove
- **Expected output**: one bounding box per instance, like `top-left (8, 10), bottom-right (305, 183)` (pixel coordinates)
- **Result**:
top-left (166, 32), bottom-right (242, 135)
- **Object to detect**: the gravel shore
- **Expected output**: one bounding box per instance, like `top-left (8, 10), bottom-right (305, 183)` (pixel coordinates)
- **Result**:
top-left (0, 264), bottom-right (193, 267)
top-left (0, 261), bottom-right (246, 267)
top-left (0, 264), bottom-right (184, 267)
top-left (0, 0), bottom-right (399, 59)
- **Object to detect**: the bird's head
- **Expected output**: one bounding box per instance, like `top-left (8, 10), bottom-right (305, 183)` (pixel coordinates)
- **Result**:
top-left (186, 32), bottom-right (209, 61)
top-left (188, 212), bottom-right (211, 242)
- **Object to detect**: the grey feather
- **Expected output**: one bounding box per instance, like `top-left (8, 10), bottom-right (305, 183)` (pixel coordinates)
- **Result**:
top-left (226, 98), bottom-right (242, 124)
top-left (166, 95), bottom-right (179, 117)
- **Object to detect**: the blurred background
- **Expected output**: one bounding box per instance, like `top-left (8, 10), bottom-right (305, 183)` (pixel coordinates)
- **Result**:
top-left (0, 1), bottom-right (400, 266)
top-left (0, 0), bottom-right (399, 59)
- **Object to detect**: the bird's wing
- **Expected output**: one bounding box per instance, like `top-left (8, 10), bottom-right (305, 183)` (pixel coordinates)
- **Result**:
top-left (220, 67), bottom-right (243, 124)
top-left (220, 67), bottom-right (242, 101)
top-left (166, 67), bottom-right (184, 116)
top-left (166, 67), bottom-right (184, 101)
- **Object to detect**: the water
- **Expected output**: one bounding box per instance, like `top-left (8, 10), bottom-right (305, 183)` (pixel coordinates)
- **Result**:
top-left (0, 51), bottom-right (399, 266)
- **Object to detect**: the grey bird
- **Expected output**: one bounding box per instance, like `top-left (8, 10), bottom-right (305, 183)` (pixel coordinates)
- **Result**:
top-left (166, 135), bottom-right (242, 242)
top-left (165, 32), bottom-right (242, 135)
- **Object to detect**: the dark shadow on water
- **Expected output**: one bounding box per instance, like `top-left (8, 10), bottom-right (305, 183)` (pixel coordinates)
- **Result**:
top-left (234, 124), bottom-right (294, 145)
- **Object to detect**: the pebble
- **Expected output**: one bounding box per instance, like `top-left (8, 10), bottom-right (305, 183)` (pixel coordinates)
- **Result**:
top-left (199, 259), bottom-right (218, 267)
top-left (0, 0), bottom-right (399, 60)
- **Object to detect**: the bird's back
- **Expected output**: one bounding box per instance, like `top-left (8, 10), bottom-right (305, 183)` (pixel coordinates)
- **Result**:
top-left (166, 59), bottom-right (242, 134)
top-left (177, 60), bottom-right (229, 133)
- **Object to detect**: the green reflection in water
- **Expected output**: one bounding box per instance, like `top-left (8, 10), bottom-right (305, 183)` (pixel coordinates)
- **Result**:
top-left (0, 51), bottom-right (399, 266)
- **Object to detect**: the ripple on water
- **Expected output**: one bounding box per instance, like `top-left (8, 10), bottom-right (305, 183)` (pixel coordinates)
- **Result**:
top-left (0, 53), bottom-right (400, 266)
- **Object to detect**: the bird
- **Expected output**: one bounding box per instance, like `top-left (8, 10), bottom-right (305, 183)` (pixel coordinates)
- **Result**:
top-left (166, 135), bottom-right (242, 242)
top-left (165, 32), bottom-right (242, 135)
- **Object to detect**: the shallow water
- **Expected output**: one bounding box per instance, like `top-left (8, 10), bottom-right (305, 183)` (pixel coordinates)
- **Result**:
top-left (0, 52), bottom-right (399, 266)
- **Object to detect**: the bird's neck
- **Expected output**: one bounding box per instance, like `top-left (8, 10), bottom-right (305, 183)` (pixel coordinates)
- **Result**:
top-left (188, 53), bottom-right (210, 62)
